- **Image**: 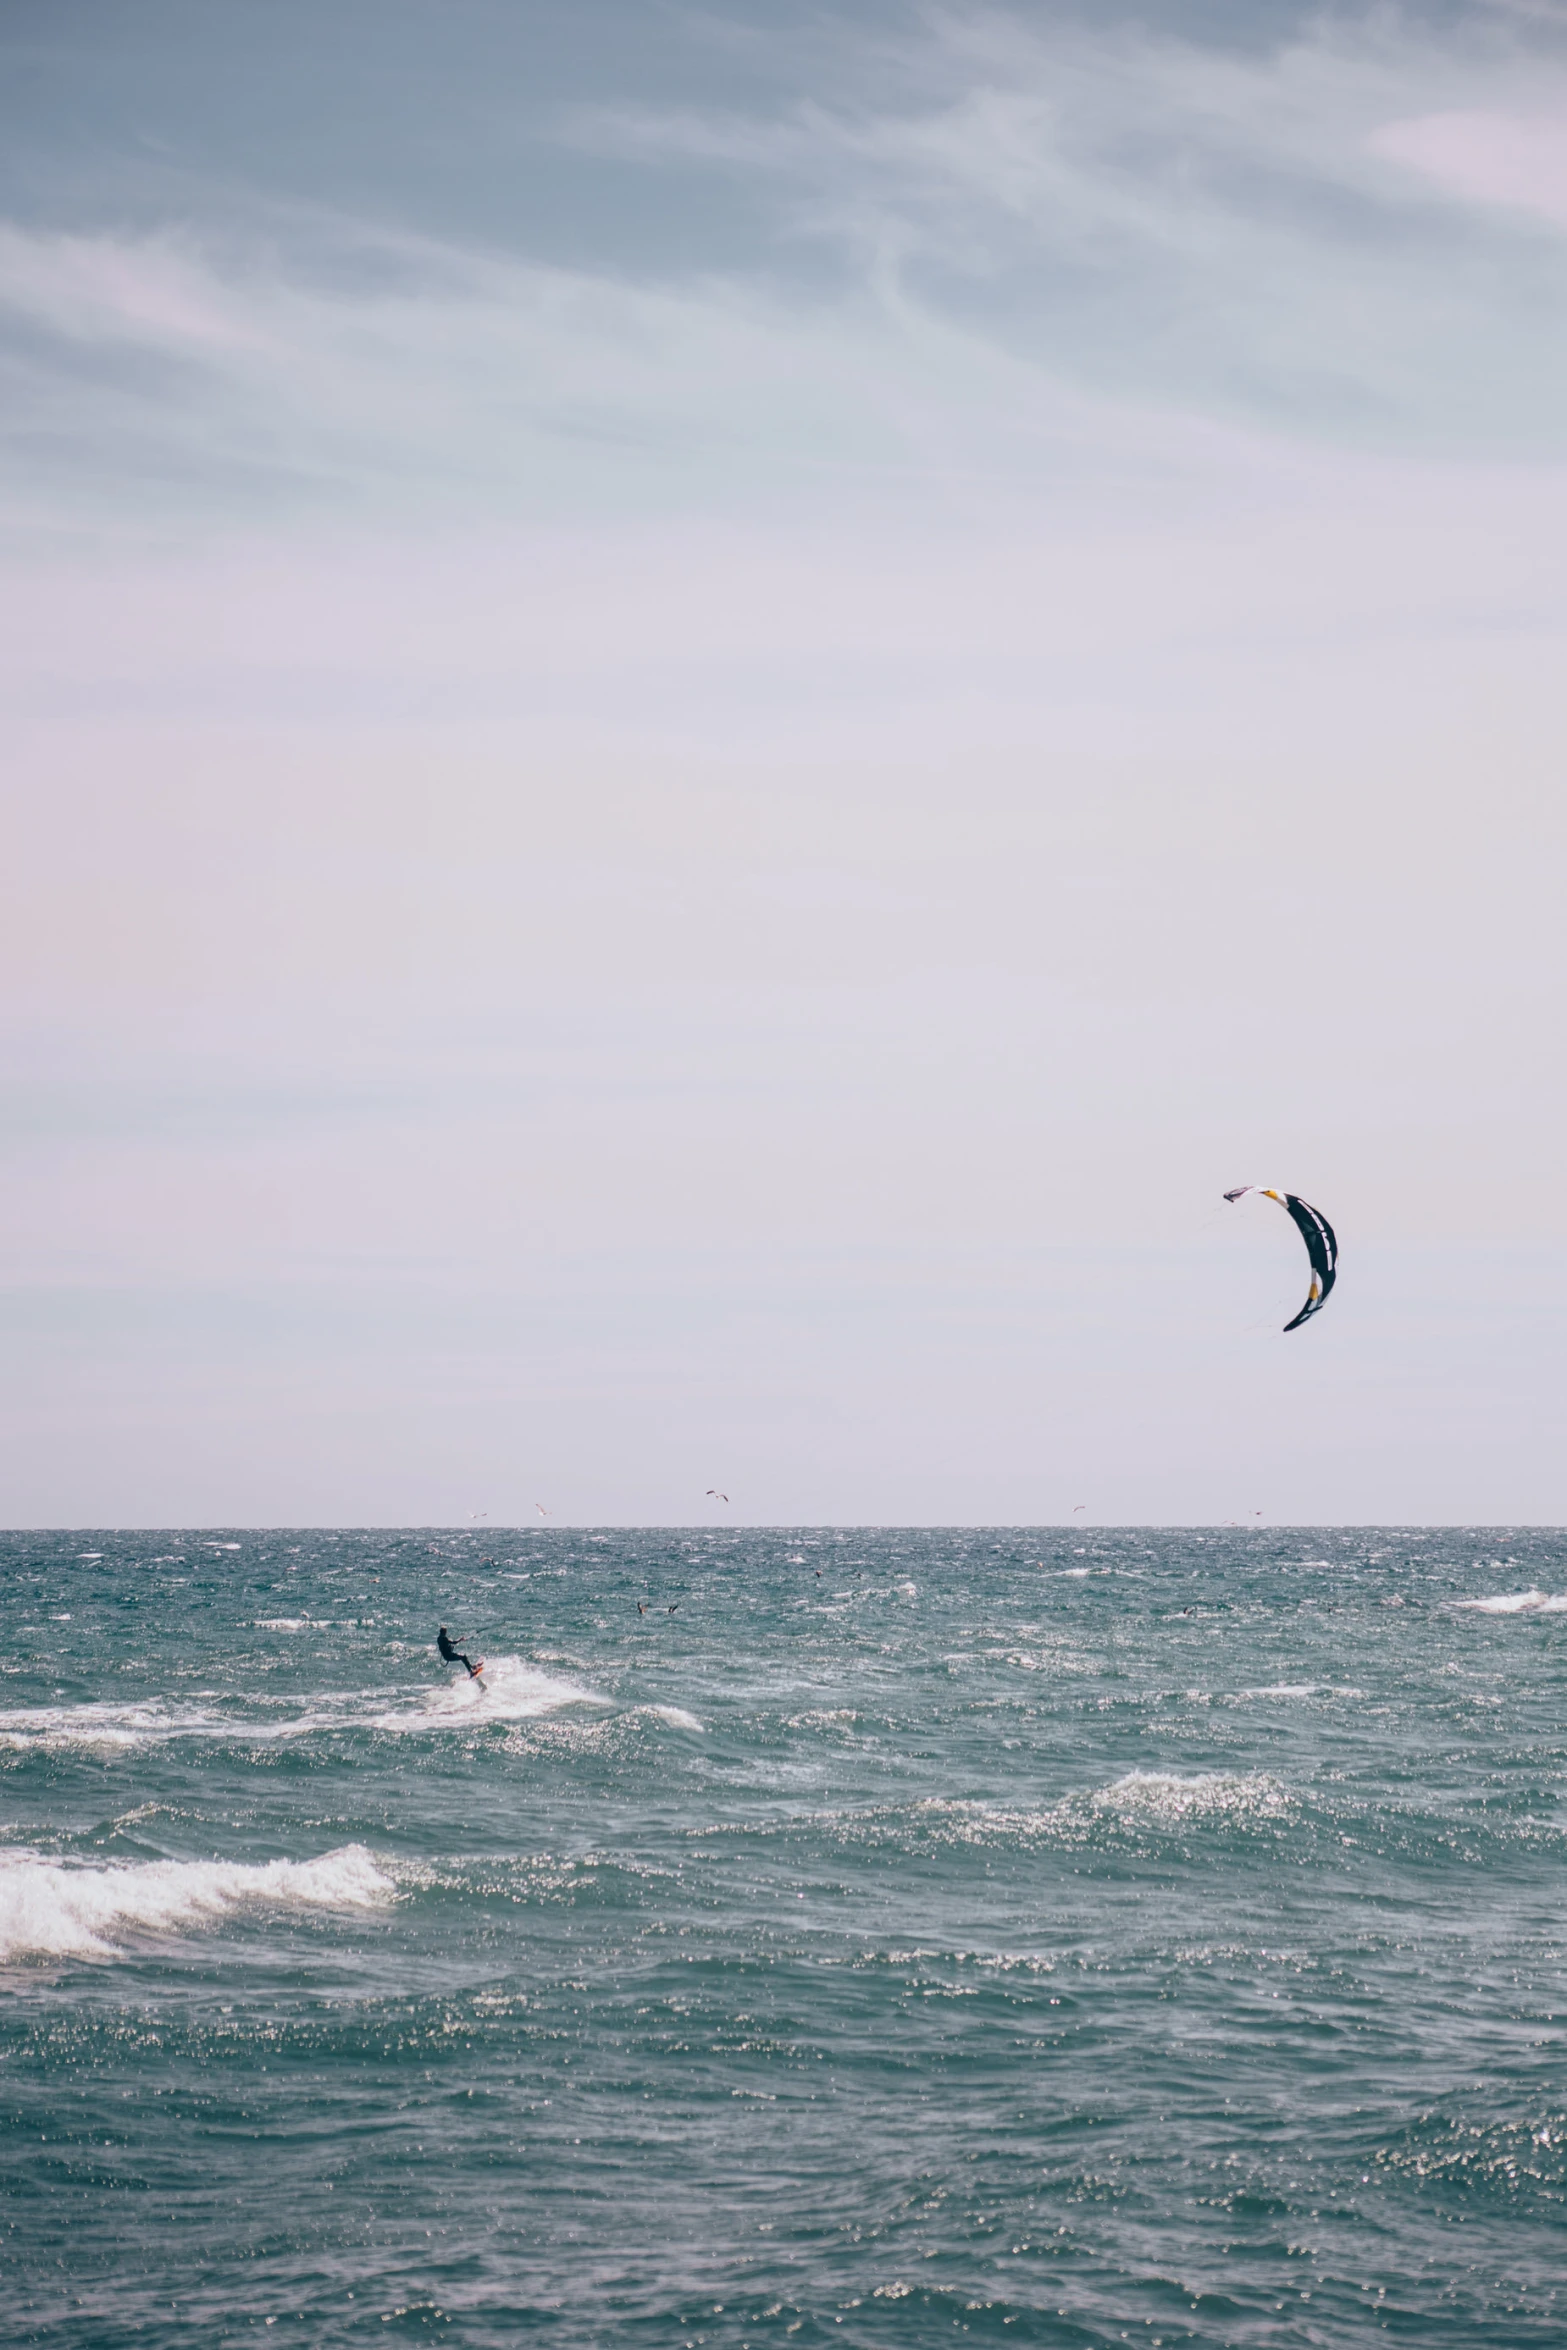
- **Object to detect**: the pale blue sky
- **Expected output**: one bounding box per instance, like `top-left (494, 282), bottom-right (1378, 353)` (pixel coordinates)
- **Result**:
top-left (2, 2), bottom-right (1564, 1522)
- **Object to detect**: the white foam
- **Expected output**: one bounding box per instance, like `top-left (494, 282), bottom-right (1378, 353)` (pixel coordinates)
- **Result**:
top-left (896, 1581), bottom-right (917, 1597)
top-left (0, 1699), bottom-right (228, 1752)
top-left (0, 1844), bottom-right (394, 1961)
top-left (1453, 1589), bottom-right (1567, 1615)
top-left (642, 1705), bottom-right (705, 1732)
top-left (1237, 1682), bottom-right (1366, 1700)
top-left (0, 1655), bottom-right (607, 1752)
top-left (364, 1654), bottom-right (609, 1730)
top-left (1089, 1769), bottom-right (1287, 1823)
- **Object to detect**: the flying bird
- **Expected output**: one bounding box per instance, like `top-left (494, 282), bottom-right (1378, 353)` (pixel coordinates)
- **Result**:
top-left (1223, 1187), bottom-right (1338, 1330)
top-left (706, 1489), bottom-right (729, 1504)
top-left (534, 1503), bottom-right (549, 1517)
top-left (1073, 1504), bottom-right (1086, 1513)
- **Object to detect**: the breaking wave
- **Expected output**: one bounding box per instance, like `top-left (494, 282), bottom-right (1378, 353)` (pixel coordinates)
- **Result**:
top-left (0, 1844), bottom-right (394, 1962)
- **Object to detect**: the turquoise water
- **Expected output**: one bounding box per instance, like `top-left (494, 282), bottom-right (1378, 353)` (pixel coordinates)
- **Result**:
top-left (3, 1527), bottom-right (1565, 2347)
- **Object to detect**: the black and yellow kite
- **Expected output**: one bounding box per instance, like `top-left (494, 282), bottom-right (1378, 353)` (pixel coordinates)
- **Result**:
top-left (1223, 1187), bottom-right (1338, 1331)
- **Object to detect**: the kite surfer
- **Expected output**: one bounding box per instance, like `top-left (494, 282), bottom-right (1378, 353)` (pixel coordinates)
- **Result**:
top-left (437, 1626), bottom-right (481, 1678)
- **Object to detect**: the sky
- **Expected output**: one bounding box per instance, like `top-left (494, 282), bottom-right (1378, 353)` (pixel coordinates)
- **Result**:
top-left (2, 0), bottom-right (1564, 1526)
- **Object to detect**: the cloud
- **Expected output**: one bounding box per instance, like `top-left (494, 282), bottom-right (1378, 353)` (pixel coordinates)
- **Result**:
top-left (5, 8), bottom-right (1567, 538)
top-left (561, 6), bottom-right (1567, 447)
top-left (1372, 105), bottom-right (1567, 229)
top-left (0, 209), bottom-right (1097, 533)
top-left (0, 222), bottom-right (280, 356)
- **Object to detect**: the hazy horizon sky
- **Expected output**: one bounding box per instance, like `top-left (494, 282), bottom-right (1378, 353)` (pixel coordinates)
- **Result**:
top-left (3, 0), bottom-right (1564, 1525)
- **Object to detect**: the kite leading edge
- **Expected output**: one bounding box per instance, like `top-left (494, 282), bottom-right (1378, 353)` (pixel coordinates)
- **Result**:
top-left (1223, 1187), bottom-right (1338, 1332)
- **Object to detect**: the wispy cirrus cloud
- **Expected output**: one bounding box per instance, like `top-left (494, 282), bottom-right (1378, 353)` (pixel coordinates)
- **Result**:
top-left (0, 215), bottom-right (946, 530)
top-left (5, 7), bottom-right (1567, 538)
top-left (0, 223), bottom-right (278, 355)
top-left (561, 6), bottom-right (1567, 442)
top-left (1372, 103), bottom-right (1567, 227)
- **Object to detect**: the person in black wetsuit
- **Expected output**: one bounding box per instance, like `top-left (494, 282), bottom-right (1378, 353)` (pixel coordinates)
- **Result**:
top-left (437, 1626), bottom-right (479, 1677)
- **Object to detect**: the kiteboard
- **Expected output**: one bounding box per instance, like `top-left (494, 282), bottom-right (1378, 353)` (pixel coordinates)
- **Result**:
top-left (469, 1660), bottom-right (486, 1682)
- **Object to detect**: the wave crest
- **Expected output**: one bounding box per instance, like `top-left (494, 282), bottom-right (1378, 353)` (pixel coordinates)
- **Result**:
top-left (0, 1843), bottom-right (395, 1961)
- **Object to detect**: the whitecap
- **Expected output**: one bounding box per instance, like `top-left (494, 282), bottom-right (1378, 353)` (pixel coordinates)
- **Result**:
top-left (0, 1700), bottom-right (227, 1752)
top-left (0, 1843), bottom-right (394, 1962)
top-left (1088, 1769), bottom-right (1287, 1824)
top-left (1237, 1682), bottom-right (1366, 1701)
top-left (1453, 1590), bottom-right (1567, 1615)
top-left (641, 1705), bottom-right (705, 1732)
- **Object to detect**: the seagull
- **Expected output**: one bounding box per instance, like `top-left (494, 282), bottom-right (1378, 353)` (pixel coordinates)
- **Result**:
top-left (707, 1489), bottom-right (729, 1504)
top-left (534, 1503), bottom-right (549, 1517)
top-left (1073, 1504), bottom-right (1086, 1513)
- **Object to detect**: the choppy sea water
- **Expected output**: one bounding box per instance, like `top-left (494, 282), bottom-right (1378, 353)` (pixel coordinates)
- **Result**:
top-left (2, 1527), bottom-right (1565, 2349)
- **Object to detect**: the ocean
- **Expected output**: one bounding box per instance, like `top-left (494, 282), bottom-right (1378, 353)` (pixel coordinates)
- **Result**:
top-left (2, 1527), bottom-right (1564, 2347)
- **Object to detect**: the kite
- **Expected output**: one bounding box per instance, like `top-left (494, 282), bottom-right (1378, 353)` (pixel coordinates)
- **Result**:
top-left (1223, 1187), bottom-right (1338, 1331)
